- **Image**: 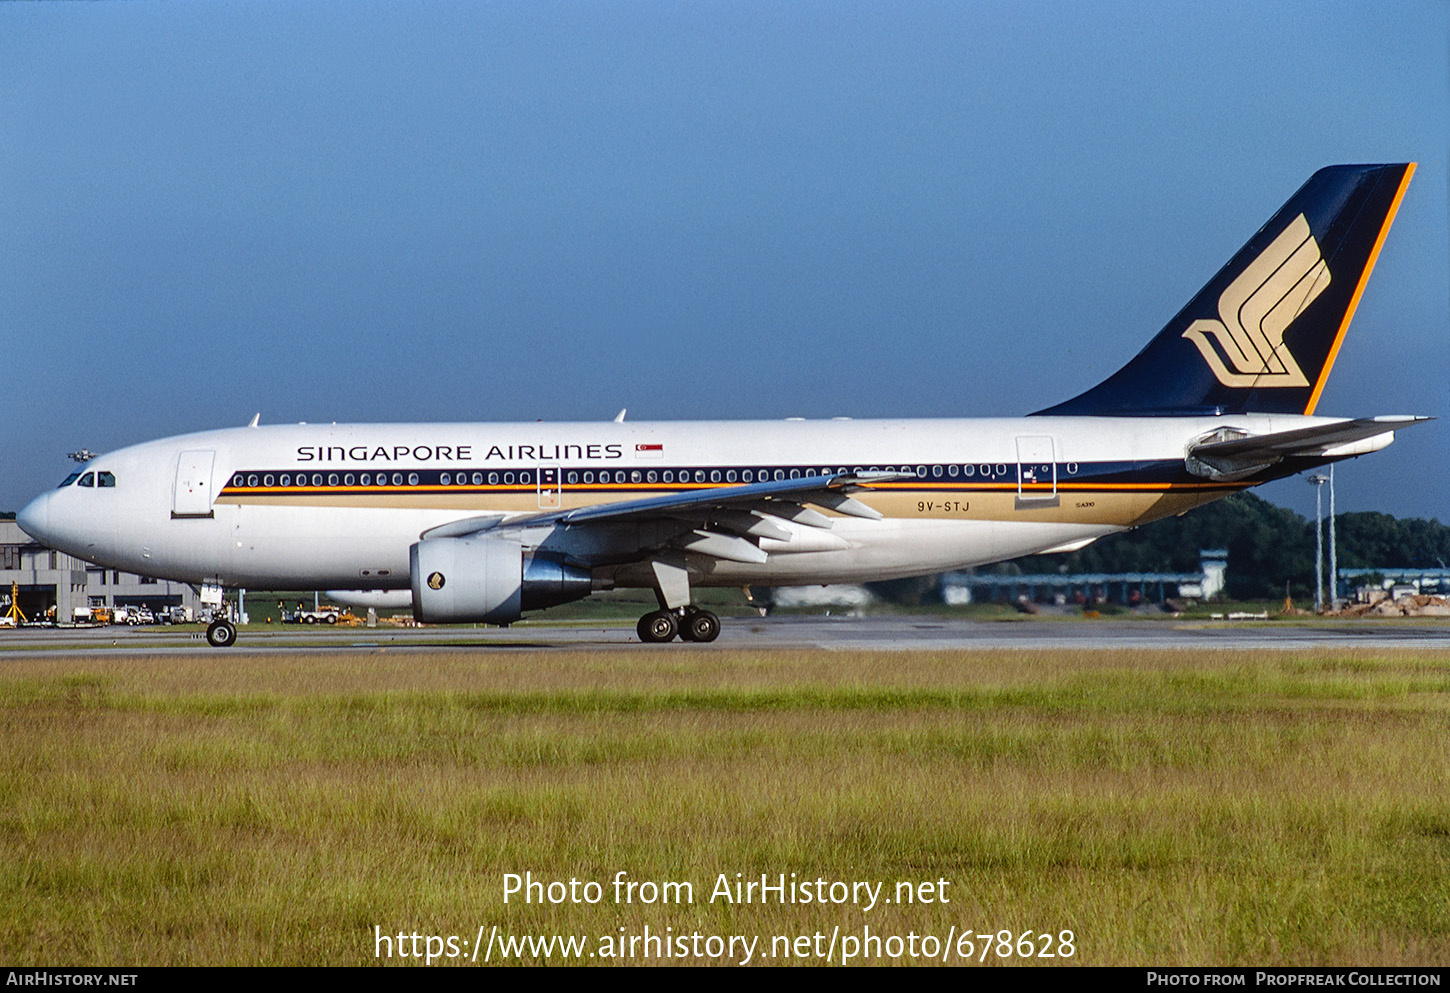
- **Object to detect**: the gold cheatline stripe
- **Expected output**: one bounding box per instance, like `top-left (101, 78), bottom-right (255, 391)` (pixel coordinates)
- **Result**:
top-left (1304, 162), bottom-right (1415, 415)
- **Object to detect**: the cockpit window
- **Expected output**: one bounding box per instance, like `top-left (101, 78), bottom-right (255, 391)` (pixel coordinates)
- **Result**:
top-left (58, 472), bottom-right (81, 488)
top-left (97, 471), bottom-right (116, 488)
top-left (78, 472), bottom-right (95, 487)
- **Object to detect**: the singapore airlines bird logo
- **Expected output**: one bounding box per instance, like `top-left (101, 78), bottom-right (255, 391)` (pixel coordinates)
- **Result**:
top-left (1182, 214), bottom-right (1328, 388)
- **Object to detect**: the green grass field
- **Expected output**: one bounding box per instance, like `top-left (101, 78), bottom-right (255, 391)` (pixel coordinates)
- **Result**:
top-left (3, 647), bottom-right (1448, 965)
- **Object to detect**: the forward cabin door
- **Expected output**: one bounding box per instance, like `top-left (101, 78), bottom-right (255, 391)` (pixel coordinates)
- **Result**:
top-left (1015, 436), bottom-right (1058, 506)
top-left (173, 450), bottom-right (216, 518)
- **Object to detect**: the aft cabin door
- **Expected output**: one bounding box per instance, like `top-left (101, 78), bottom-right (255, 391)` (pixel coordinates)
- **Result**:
top-left (173, 450), bottom-right (216, 518)
top-left (1015, 436), bottom-right (1057, 504)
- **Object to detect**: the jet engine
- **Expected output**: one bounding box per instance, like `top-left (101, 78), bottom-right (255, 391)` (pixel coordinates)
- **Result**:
top-left (410, 536), bottom-right (592, 624)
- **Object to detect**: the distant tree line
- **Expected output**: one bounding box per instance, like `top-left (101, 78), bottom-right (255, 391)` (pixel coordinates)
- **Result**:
top-left (863, 493), bottom-right (1450, 605)
top-left (1008, 492), bottom-right (1450, 600)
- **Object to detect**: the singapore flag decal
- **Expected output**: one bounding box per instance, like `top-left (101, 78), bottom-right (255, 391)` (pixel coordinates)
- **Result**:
top-left (635, 443), bottom-right (664, 459)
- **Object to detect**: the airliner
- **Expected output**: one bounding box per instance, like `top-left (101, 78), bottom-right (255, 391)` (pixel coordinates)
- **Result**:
top-left (16, 163), bottom-right (1427, 647)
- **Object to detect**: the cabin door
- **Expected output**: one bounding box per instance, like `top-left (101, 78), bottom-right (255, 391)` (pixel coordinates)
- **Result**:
top-left (173, 450), bottom-right (216, 518)
top-left (1015, 436), bottom-right (1057, 503)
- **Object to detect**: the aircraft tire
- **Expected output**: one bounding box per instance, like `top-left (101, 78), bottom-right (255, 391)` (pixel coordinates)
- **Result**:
top-left (681, 609), bottom-right (720, 643)
top-left (206, 619), bottom-right (237, 648)
top-left (637, 610), bottom-right (678, 643)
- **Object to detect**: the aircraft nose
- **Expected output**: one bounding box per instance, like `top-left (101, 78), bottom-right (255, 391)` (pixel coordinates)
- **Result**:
top-left (16, 492), bottom-right (51, 544)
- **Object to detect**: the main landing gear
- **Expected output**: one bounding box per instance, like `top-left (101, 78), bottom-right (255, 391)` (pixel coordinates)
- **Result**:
top-left (206, 618), bottom-right (237, 647)
top-left (636, 606), bottom-right (721, 643)
top-left (635, 555), bottom-right (722, 643)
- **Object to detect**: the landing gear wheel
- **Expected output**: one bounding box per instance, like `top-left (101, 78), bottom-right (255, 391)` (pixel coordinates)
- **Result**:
top-left (206, 619), bottom-right (237, 648)
top-left (680, 609), bottom-right (721, 643)
top-left (637, 610), bottom-right (678, 643)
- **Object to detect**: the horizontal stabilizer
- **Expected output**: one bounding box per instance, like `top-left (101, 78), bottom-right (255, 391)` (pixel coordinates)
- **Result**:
top-left (1186, 416), bottom-right (1430, 481)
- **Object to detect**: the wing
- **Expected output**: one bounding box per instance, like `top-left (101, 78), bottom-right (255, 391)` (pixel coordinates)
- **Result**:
top-left (419, 470), bottom-right (912, 564)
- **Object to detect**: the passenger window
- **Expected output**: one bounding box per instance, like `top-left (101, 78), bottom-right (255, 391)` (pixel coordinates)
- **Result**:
top-left (356, 474), bottom-right (366, 486)
top-left (646, 470), bottom-right (657, 483)
top-left (58, 473), bottom-right (81, 488)
top-left (520, 472), bottom-right (531, 484)
top-left (282, 474), bottom-right (293, 486)
top-left (504, 472), bottom-right (515, 485)
top-left (567, 472), bottom-right (578, 484)
top-left (391, 473), bottom-right (403, 486)
top-left (932, 465), bottom-right (943, 478)
top-left (695, 470), bottom-right (706, 482)
top-left (440, 473), bottom-right (450, 485)
top-left (741, 470), bottom-right (752, 482)
top-left (583, 471), bottom-right (593, 484)
top-left (97, 472), bottom-right (116, 487)
top-left (473, 473), bottom-right (484, 485)
top-left (662, 470), bottom-right (673, 483)
top-left (789, 469), bottom-right (800, 479)
top-left (726, 470), bottom-right (737, 482)
top-left (312, 473), bottom-right (323, 486)
top-left (78, 472), bottom-right (96, 488)
top-left (408, 473), bottom-right (419, 486)
top-left (710, 470), bottom-right (721, 483)
top-left (263, 474), bottom-right (274, 487)
top-left (328, 474), bottom-right (339, 486)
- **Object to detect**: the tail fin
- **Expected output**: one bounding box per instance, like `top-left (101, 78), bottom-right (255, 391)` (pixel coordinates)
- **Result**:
top-left (1035, 163), bottom-right (1414, 417)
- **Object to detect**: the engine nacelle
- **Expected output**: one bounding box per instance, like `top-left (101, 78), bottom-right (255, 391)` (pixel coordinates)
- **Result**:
top-left (410, 536), bottom-right (591, 624)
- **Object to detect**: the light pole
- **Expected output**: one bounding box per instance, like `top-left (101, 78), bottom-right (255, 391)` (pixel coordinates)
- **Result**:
top-left (1328, 464), bottom-right (1338, 609)
top-left (1309, 473), bottom-right (1329, 612)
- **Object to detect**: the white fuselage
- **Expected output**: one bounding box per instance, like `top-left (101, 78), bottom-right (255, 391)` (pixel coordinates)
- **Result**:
top-left (17, 413), bottom-right (1378, 595)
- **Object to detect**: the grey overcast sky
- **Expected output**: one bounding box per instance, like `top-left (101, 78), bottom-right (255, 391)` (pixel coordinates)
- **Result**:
top-left (3, 1), bottom-right (1447, 523)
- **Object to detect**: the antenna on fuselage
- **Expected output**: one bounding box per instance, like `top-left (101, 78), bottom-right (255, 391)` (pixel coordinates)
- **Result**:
top-left (67, 450), bottom-right (97, 463)
top-left (613, 409), bottom-right (627, 423)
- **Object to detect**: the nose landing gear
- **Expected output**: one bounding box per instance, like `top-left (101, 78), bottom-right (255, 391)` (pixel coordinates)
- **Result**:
top-left (206, 618), bottom-right (237, 647)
